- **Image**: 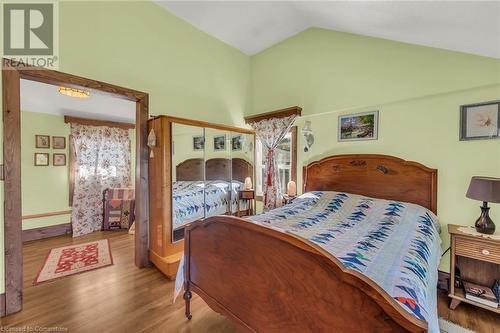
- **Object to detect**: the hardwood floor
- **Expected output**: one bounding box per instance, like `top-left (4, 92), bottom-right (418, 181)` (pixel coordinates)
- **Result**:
top-left (0, 231), bottom-right (498, 332)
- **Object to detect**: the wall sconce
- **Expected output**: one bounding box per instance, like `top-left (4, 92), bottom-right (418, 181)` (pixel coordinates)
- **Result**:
top-left (302, 121), bottom-right (314, 152)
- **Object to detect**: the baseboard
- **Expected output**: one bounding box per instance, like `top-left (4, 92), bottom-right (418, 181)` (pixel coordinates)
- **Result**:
top-left (0, 293), bottom-right (5, 317)
top-left (438, 270), bottom-right (451, 292)
top-left (22, 223), bottom-right (72, 242)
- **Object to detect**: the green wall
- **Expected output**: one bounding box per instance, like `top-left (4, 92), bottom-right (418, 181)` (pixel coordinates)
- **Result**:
top-left (0, 1), bottom-right (251, 294)
top-left (250, 28), bottom-right (500, 271)
top-left (21, 112), bottom-right (71, 230)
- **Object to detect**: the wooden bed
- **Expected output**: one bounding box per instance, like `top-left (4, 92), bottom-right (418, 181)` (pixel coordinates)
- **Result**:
top-left (183, 154), bottom-right (438, 332)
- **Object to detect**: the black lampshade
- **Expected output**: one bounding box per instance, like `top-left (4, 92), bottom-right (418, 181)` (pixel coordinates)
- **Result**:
top-left (466, 177), bottom-right (500, 203)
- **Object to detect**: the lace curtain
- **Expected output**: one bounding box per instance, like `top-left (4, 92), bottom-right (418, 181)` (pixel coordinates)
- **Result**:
top-left (251, 115), bottom-right (297, 210)
top-left (71, 124), bottom-right (131, 237)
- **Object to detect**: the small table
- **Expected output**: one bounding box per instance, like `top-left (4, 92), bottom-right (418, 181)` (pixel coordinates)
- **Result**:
top-left (448, 224), bottom-right (500, 314)
top-left (237, 190), bottom-right (255, 217)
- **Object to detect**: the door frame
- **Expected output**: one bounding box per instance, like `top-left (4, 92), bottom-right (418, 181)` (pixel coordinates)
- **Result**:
top-left (1, 59), bottom-right (150, 315)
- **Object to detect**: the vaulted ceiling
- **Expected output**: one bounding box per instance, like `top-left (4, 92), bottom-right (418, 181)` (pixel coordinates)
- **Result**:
top-left (156, 1), bottom-right (500, 58)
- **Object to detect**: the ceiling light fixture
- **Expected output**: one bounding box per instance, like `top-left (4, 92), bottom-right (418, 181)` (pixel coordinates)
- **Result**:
top-left (58, 87), bottom-right (90, 98)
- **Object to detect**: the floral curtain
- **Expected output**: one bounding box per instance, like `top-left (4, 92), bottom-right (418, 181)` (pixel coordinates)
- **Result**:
top-left (251, 115), bottom-right (297, 210)
top-left (71, 124), bottom-right (131, 237)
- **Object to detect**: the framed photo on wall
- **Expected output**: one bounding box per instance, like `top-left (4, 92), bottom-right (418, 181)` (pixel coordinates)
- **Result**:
top-left (193, 135), bottom-right (205, 151)
top-left (214, 135), bottom-right (226, 151)
top-left (338, 111), bottom-right (379, 142)
top-left (34, 153), bottom-right (49, 166)
top-left (35, 135), bottom-right (50, 148)
top-left (53, 153), bottom-right (67, 166)
top-left (460, 101), bottom-right (500, 141)
top-left (53, 136), bottom-right (66, 149)
top-left (232, 135), bottom-right (242, 151)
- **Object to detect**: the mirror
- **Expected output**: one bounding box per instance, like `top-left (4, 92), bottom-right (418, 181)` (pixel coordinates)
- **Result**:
top-left (204, 128), bottom-right (232, 218)
top-left (171, 123), bottom-right (205, 241)
top-left (230, 132), bottom-right (254, 215)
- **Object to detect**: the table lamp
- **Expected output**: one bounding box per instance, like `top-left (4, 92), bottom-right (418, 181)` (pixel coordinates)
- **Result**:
top-left (466, 176), bottom-right (500, 234)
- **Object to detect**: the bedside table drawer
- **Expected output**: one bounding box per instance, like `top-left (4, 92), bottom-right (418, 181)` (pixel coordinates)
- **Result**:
top-left (239, 191), bottom-right (254, 199)
top-left (455, 237), bottom-right (500, 264)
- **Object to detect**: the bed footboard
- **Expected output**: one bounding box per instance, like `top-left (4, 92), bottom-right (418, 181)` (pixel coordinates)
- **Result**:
top-left (184, 215), bottom-right (427, 333)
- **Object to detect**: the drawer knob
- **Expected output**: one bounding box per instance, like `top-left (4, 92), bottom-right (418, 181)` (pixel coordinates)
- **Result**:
top-left (481, 249), bottom-right (490, 255)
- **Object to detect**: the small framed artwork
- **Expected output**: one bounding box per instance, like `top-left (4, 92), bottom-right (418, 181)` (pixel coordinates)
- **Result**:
top-left (338, 111), bottom-right (379, 142)
top-left (53, 136), bottom-right (66, 149)
top-left (53, 153), bottom-right (67, 166)
top-left (460, 101), bottom-right (500, 141)
top-left (214, 135), bottom-right (226, 151)
top-left (34, 153), bottom-right (49, 166)
top-left (35, 135), bottom-right (50, 148)
top-left (232, 135), bottom-right (242, 151)
top-left (193, 135), bottom-right (205, 151)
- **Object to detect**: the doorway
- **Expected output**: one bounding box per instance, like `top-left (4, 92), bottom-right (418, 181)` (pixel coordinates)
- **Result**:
top-left (2, 59), bottom-right (150, 316)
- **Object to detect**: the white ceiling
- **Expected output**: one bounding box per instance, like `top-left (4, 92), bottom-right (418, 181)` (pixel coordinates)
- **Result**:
top-left (156, 1), bottom-right (500, 58)
top-left (20, 79), bottom-right (136, 123)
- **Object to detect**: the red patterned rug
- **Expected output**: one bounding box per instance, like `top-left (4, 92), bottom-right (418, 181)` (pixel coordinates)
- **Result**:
top-left (34, 239), bottom-right (113, 285)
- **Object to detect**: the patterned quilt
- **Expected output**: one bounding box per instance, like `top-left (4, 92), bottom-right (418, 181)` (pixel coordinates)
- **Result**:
top-left (250, 191), bottom-right (441, 332)
top-left (173, 180), bottom-right (247, 229)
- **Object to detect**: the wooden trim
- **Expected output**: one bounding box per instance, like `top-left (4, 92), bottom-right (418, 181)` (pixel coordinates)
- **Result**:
top-left (22, 223), bottom-right (72, 242)
top-left (22, 210), bottom-right (72, 220)
top-left (3, 66), bottom-right (23, 315)
top-left (135, 96), bottom-right (149, 268)
top-left (4, 59), bottom-right (146, 101)
top-left (0, 293), bottom-right (5, 317)
top-left (244, 106), bottom-right (302, 124)
top-left (64, 116), bottom-right (134, 130)
top-left (2, 58), bottom-right (150, 315)
top-left (155, 115), bottom-right (255, 134)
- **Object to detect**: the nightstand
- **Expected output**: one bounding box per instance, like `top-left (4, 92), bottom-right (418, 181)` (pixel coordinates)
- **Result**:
top-left (448, 224), bottom-right (500, 314)
top-left (237, 190), bottom-right (255, 217)
top-left (282, 195), bottom-right (297, 205)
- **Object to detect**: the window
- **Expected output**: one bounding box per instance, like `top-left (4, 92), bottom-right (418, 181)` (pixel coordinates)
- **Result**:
top-left (255, 126), bottom-right (297, 197)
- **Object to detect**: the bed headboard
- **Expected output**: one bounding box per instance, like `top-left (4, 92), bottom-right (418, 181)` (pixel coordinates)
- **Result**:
top-left (303, 154), bottom-right (437, 214)
top-left (176, 158), bottom-right (253, 183)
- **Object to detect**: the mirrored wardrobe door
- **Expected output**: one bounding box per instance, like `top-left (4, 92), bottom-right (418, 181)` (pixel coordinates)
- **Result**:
top-left (171, 123), bottom-right (205, 242)
top-left (230, 132), bottom-right (255, 216)
top-left (204, 128), bottom-right (231, 218)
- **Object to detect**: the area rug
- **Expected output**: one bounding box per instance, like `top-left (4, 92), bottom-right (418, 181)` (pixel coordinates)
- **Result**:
top-left (439, 318), bottom-right (476, 333)
top-left (34, 239), bottom-right (113, 285)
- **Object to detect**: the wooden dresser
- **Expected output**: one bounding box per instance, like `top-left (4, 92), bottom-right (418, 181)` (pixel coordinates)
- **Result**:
top-left (448, 224), bottom-right (500, 313)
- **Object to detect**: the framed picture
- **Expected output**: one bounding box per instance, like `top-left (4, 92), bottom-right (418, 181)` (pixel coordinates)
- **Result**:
top-left (338, 111), bottom-right (379, 142)
top-left (53, 136), bottom-right (66, 149)
top-left (214, 135), bottom-right (226, 151)
top-left (460, 101), bottom-right (500, 141)
top-left (193, 135), bottom-right (205, 151)
top-left (232, 135), bottom-right (242, 151)
top-left (53, 153), bottom-right (66, 166)
top-left (34, 153), bottom-right (49, 166)
top-left (35, 135), bottom-right (50, 148)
